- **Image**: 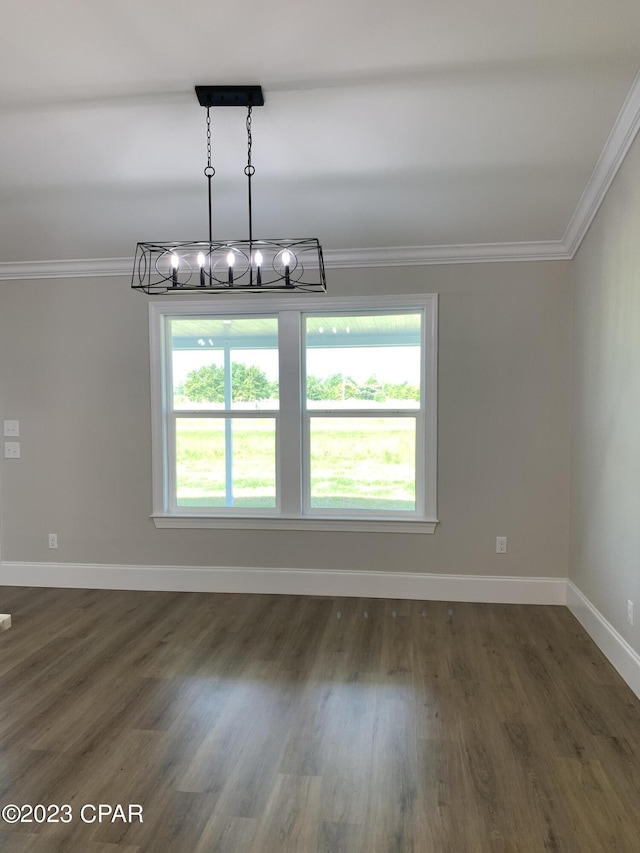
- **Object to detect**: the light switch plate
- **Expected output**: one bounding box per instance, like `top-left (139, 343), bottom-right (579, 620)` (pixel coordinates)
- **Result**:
top-left (4, 442), bottom-right (20, 459)
top-left (3, 420), bottom-right (19, 437)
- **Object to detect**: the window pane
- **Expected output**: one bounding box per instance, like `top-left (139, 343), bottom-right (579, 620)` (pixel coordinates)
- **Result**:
top-left (309, 417), bottom-right (416, 511)
top-left (305, 313), bottom-right (421, 409)
top-left (176, 418), bottom-right (276, 508)
top-left (171, 317), bottom-right (279, 411)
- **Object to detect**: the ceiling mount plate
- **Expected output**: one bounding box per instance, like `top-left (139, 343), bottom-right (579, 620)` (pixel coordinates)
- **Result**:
top-left (195, 85), bottom-right (264, 108)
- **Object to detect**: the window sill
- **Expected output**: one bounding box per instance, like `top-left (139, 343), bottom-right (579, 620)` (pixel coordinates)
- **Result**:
top-left (152, 515), bottom-right (438, 534)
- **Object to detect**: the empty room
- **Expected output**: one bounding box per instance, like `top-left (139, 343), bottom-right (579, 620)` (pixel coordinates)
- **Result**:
top-left (1, 2), bottom-right (640, 851)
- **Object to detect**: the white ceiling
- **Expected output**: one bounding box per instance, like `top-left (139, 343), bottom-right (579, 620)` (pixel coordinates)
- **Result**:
top-left (1, 0), bottom-right (639, 268)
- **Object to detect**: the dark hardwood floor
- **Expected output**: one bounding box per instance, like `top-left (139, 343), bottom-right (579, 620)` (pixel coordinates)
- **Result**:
top-left (0, 586), bottom-right (639, 852)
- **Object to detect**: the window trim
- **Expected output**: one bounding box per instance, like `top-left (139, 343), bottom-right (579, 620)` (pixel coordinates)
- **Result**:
top-left (149, 294), bottom-right (438, 533)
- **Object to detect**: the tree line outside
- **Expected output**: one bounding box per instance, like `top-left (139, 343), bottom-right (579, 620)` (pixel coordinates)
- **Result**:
top-left (178, 362), bottom-right (420, 404)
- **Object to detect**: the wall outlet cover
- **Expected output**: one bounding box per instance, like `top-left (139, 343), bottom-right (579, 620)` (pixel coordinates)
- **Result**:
top-left (3, 420), bottom-right (19, 437)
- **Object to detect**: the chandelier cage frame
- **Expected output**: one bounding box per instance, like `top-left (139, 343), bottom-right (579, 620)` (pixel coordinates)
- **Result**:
top-left (132, 85), bottom-right (327, 295)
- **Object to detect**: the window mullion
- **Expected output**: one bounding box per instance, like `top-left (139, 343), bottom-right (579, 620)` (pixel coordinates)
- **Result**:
top-left (167, 411), bottom-right (178, 513)
top-left (223, 342), bottom-right (233, 507)
top-left (278, 311), bottom-right (302, 515)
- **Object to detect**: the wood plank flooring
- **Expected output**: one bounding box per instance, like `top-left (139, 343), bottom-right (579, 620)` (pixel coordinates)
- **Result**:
top-left (0, 586), bottom-right (639, 852)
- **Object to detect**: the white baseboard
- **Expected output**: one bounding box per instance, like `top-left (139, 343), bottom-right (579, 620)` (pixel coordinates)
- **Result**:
top-left (0, 560), bottom-right (567, 605)
top-left (0, 614), bottom-right (11, 632)
top-left (567, 580), bottom-right (640, 700)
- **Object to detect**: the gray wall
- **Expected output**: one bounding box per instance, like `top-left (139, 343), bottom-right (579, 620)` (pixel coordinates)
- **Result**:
top-left (0, 261), bottom-right (572, 577)
top-left (570, 130), bottom-right (640, 652)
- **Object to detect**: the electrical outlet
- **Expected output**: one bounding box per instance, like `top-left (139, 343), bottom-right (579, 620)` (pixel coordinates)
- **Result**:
top-left (496, 536), bottom-right (507, 554)
top-left (628, 600), bottom-right (634, 626)
top-left (4, 442), bottom-right (20, 459)
top-left (48, 533), bottom-right (58, 549)
top-left (3, 420), bottom-right (19, 437)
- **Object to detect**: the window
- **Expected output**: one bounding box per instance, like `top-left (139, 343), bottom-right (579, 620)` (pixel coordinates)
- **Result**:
top-left (150, 295), bottom-right (437, 532)
top-left (170, 316), bottom-right (279, 510)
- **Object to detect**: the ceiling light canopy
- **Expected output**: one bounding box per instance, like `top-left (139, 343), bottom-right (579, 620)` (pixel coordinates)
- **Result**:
top-left (132, 85), bottom-right (326, 295)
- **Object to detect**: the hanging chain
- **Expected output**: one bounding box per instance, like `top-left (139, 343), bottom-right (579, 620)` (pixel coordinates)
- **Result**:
top-left (244, 103), bottom-right (254, 178)
top-left (204, 107), bottom-right (215, 178)
top-left (204, 107), bottom-right (215, 244)
top-left (244, 102), bottom-right (255, 248)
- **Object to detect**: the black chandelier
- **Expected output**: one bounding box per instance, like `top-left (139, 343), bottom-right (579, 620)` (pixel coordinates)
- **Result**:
top-left (132, 85), bottom-right (326, 294)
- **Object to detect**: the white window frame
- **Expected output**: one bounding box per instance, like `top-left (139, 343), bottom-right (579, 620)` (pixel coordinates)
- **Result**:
top-left (149, 294), bottom-right (438, 533)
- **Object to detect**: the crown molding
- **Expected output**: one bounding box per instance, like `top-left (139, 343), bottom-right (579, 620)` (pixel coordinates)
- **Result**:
top-left (326, 241), bottom-right (571, 268)
top-left (0, 241), bottom-right (571, 282)
top-left (563, 69), bottom-right (640, 256)
top-left (0, 256), bottom-right (132, 281)
top-left (0, 72), bottom-right (638, 282)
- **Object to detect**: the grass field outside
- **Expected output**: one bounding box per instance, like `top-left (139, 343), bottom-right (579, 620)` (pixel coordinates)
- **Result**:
top-left (175, 417), bottom-right (416, 510)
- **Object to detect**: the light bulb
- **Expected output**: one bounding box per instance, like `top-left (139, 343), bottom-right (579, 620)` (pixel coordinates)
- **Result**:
top-left (254, 250), bottom-right (263, 267)
top-left (282, 251), bottom-right (291, 266)
top-left (197, 251), bottom-right (206, 286)
top-left (227, 251), bottom-right (235, 267)
top-left (171, 254), bottom-right (179, 269)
